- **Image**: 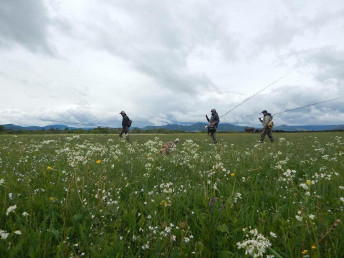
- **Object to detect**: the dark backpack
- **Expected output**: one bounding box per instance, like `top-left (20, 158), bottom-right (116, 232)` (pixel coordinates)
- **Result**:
top-left (128, 119), bottom-right (132, 127)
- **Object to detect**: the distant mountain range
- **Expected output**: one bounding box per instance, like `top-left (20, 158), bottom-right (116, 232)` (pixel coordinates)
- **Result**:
top-left (2, 123), bottom-right (344, 132)
top-left (273, 124), bottom-right (344, 132)
top-left (142, 123), bottom-right (344, 132)
top-left (3, 124), bottom-right (78, 131)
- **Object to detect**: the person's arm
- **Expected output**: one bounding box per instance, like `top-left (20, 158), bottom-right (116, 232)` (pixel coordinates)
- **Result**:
top-left (212, 114), bottom-right (219, 126)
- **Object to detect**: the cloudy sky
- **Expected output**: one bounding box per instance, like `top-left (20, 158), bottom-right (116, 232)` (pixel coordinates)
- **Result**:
top-left (1, 0), bottom-right (344, 128)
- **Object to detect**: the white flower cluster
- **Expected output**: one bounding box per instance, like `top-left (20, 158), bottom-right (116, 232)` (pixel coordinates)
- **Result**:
top-left (41, 140), bottom-right (56, 145)
top-left (278, 169), bottom-right (296, 183)
top-left (274, 157), bottom-right (290, 170)
top-left (6, 205), bottom-right (17, 216)
top-left (0, 229), bottom-right (9, 240)
top-left (295, 210), bottom-right (316, 222)
top-left (160, 182), bottom-right (174, 194)
top-left (312, 168), bottom-right (339, 181)
top-left (0, 228), bottom-right (22, 239)
top-left (145, 163), bottom-right (152, 171)
top-left (182, 139), bottom-right (199, 155)
top-left (207, 162), bottom-right (227, 177)
top-left (144, 139), bottom-right (161, 154)
top-left (66, 135), bottom-right (80, 141)
top-left (237, 228), bottom-right (272, 257)
top-left (299, 183), bottom-right (308, 190)
top-left (234, 192), bottom-right (242, 203)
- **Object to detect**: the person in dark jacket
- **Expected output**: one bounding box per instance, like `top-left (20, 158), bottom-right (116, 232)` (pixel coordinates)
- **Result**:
top-left (119, 111), bottom-right (130, 141)
top-left (259, 110), bottom-right (274, 142)
top-left (206, 109), bottom-right (220, 144)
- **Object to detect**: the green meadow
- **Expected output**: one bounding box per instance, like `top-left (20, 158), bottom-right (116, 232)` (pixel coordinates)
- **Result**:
top-left (0, 132), bottom-right (343, 257)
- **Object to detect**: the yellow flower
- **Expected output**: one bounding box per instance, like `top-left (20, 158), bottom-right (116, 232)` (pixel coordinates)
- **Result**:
top-left (49, 196), bottom-right (55, 202)
top-left (306, 180), bottom-right (311, 186)
top-left (160, 200), bottom-right (170, 207)
top-left (47, 166), bottom-right (52, 170)
top-left (301, 250), bottom-right (308, 254)
top-left (96, 160), bottom-right (101, 164)
top-left (311, 245), bottom-right (316, 250)
top-left (147, 154), bottom-right (150, 158)
top-left (231, 173), bottom-right (235, 177)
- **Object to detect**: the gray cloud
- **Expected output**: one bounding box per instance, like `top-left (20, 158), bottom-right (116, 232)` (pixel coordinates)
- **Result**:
top-left (0, 0), bottom-right (53, 54)
top-left (256, 18), bottom-right (298, 50)
top-left (256, 85), bottom-right (344, 125)
top-left (83, 1), bottom-right (238, 95)
top-left (133, 52), bottom-right (217, 94)
top-left (256, 3), bottom-right (344, 52)
top-left (304, 47), bottom-right (344, 83)
top-left (1, 0), bottom-right (343, 128)
top-left (1, 106), bottom-right (112, 128)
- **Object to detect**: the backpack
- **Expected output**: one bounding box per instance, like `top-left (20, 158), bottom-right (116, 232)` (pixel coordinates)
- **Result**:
top-left (128, 119), bottom-right (132, 127)
top-left (267, 121), bottom-right (274, 129)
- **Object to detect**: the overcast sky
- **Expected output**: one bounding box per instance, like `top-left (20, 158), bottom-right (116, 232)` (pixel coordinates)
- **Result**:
top-left (1, 0), bottom-right (344, 128)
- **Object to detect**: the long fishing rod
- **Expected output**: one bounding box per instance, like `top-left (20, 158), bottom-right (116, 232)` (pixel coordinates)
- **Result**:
top-left (273, 96), bottom-right (344, 116)
top-left (220, 72), bottom-right (291, 119)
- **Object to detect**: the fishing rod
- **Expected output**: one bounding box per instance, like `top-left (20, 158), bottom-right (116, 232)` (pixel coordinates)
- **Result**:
top-left (273, 96), bottom-right (344, 116)
top-left (220, 72), bottom-right (291, 119)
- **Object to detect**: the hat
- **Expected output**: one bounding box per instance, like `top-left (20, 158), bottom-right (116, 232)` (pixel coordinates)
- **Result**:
top-left (119, 111), bottom-right (126, 114)
top-left (262, 110), bottom-right (267, 113)
top-left (211, 109), bottom-right (216, 112)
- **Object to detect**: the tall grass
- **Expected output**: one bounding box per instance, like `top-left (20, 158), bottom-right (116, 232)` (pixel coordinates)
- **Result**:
top-left (0, 132), bottom-right (343, 257)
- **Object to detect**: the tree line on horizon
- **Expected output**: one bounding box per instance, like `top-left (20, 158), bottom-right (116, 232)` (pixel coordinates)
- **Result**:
top-left (0, 125), bottom-right (188, 135)
top-left (1, 125), bottom-right (343, 135)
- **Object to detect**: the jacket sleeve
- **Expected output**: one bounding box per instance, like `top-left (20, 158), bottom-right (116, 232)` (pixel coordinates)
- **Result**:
top-left (214, 114), bottom-right (219, 125)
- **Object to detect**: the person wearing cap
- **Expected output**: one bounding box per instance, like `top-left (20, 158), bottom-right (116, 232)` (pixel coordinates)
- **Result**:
top-left (206, 109), bottom-right (220, 144)
top-left (258, 110), bottom-right (274, 142)
top-left (119, 111), bottom-right (130, 141)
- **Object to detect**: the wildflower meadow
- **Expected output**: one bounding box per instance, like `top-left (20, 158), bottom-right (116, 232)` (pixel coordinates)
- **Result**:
top-left (0, 132), bottom-right (343, 257)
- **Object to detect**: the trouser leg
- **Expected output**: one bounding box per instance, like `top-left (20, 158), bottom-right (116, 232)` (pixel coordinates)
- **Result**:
top-left (119, 126), bottom-right (129, 141)
top-left (211, 131), bottom-right (217, 143)
top-left (119, 128), bottom-right (124, 138)
top-left (125, 126), bottom-right (130, 142)
top-left (267, 129), bottom-right (274, 142)
top-left (260, 129), bottom-right (267, 142)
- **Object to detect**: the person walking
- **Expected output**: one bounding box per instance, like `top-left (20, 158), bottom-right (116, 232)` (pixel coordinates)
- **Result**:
top-left (206, 109), bottom-right (220, 144)
top-left (119, 111), bottom-right (131, 141)
top-left (259, 110), bottom-right (274, 142)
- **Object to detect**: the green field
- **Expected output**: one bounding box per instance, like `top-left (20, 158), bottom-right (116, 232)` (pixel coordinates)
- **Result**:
top-left (0, 133), bottom-right (343, 257)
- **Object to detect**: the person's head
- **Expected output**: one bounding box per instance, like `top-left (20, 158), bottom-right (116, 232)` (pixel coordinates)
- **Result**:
top-left (119, 111), bottom-right (126, 116)
top-left (211, 109), bottom-right (216, 114)
top-left (262, 110), bottom-right (267, 116)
